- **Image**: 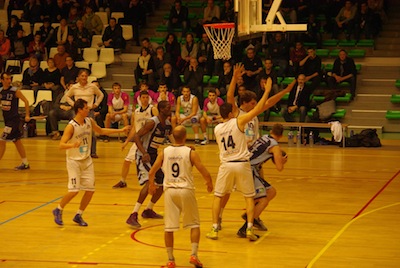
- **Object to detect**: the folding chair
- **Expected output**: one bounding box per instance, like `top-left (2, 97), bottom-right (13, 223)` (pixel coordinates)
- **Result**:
top-left (121, 25), bottom-right (133, 41)
top-left (75, 61), bottom-right (90, 70)
top-left (99, 48), bottom-right (114, 65)
top-left (95, 12), bottom-right (109, 25)
top-left (82, 47), bottom-right (99, 64)
top-left (90, 62), bottom-right (107, 79)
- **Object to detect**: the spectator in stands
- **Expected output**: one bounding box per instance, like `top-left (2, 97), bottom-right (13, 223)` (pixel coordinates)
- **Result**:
top-left (92, 80), bottom-right (108, 130)
top-left (10, 29), bottom-right (29, 61)
top-left (60, 56), bottom-right (80, 90)
top-left (281, 74), bottom-right (312, 123)
top-left (183, 58), bottom-right (204, 105)
top-left (280, 0), bottom-right (297, 23)
top-left (303, 13), bottom-right (322, 48)
top-left (135, 47), bottom-right (156, 88)
top-left (102, 18), bottom-right (126, 50)
top-left (258, 58), bottom-right (279, 99)
top-left (155, 83), bottom-right (176, 108)
top-left (0, 30), bottom-right (11, 73)
top-left (172, 86), bottom-right (204, 145)
top-left (82, 5), bottom-right (104, 35)
top-left (220, 0), bottom-right (235, 22)
top-left (22, 0), bottom-right (42, 24)
top-left (159, 63), bottom-right (182, 97)
top-left (327, 49), bottom-right (357, 99)
top-left (133, 81), bottom-right (157, 106)
top-left (54, 18), bottom-right (70, 46)
top-left (67, 6), bottom-right (80, 31)
top-left (65, 34), bottom-right (81, 61)
top-left (53, 45), bottom-right (70, 70)
top-left (167, 0), bottom-right (190, 36)
top-left (123, 0), bottom-right (146, 46)
top-left (257, 76), bottom-right (280, 122)
top-left (268, 33), bottom-right (289, 77)
top-left (203, 0), bottom-right (221, 23)
top-left (141, 37), bottom-right (156, 56)
top-left (40, 0), bottom-right (55, 22)
top-left (332, 0), bottom-right (356, 40)
top-left (42, 58), bottom-right (63, 101)
top-left (199, 88), bottom-right (224, 145)
top-left (197, 33), bottom-right (216, 75)
top-left (367, 0), bottom-right (386, 24)
top-left (39, 18), bottom-right (55, 54)
top-left (103, 82), bottom-right (131, 142)
top-left (74, 19), bottom-right (92, 52)
top-left (47, 81), bottom-right (75, 140)
top-left (22, 56), bottom-right (45, 102)
top-left (289, 41), bottom-right (307, 76)
top-left (164, 33), bottom-right (181, 69)
top-left (180, 33), bottom-right (198, 72)
top-left (299, 47), bottom-right (322, 91)
top-left (83, 0), bottom-right (100, 12)
top-left (53, 0), bottom-right (69, 22)
top-left (216, 60), bottom-right (233, 97)
top-left (242, 47), bottom-right (263, 90)
top-left (153, 46), bottom-right (171, 81)
top-left (6, 16), bottom-right (23, 43)
top-left (28, 33), bottom-right (46, 62)
top-left (354, 2), bottom-right (374, 40)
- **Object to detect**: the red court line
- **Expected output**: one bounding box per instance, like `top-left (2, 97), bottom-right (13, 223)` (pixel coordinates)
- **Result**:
top-left (1, 258), bottom-right (162, 266)
top-left (352, 169), bottom-right (400, 219)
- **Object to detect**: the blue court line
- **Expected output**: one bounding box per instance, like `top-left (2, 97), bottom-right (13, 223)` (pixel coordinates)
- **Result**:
top-left (0, 196), bottom-right (62, 226)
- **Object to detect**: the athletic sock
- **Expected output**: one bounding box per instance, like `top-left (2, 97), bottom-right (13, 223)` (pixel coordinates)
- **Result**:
top-left (191, 243), bottom-right (199, 256)
top-left (133, 202), bottom-right (141, 213)
top-left (166, 247), bottom-right (174, 261)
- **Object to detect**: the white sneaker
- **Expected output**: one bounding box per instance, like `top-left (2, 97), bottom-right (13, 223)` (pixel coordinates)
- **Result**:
top-left (200, 139), bottom-right (209, 145)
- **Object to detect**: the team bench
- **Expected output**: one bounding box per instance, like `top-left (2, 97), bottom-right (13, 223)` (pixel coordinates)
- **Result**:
top-left (258, 121), bottom-right (349, 147)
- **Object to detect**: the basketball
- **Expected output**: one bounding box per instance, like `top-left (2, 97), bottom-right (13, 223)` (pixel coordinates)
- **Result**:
top-left (271, 150), bottom-right (287, 164)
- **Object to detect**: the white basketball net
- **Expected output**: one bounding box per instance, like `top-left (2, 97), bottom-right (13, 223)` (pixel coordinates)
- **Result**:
top-left (204, 24), bottom-right (235, 60)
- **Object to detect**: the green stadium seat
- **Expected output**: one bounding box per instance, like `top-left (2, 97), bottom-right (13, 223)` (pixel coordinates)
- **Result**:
top-left (150, 37), bottom-right (165, 44)
top-left (209, 76), bottom-right (219, 85)
top-left (395, 79), bottom-right (400, 88)
top-left (156, 25), bottom-right (168, 32)
top-left (355, 64), bottom-right (362, 73)
top-left (179, 74), bottom-right (184, 83)
top-left (335, 93), bottom-right (352, 102)
top-left (304, 42), bottom-right (317, 47)
top-left (348, 49), bottom-right (366, 58)
top-left (203, 75), bottom-right (211, 84)
top-left (390, 94), bottom-right (400, 103)
top-left (183, 1), bottom-right (204, 8)
top-left (329, 49), bottom-right (340, 57)
top-left (312, 95), bottom-right (325, 102)
top-left (386, 110), bottom-right (400, 119)
top-left (281, 77), bottom-right (295, 86)
top-left (357, 39), bottom-right (375, 47)
top-left (324, 63), bottom-right (333, 72)
top-left (269, 110), bottom-right (282, 117)
top-left (322, 39), bottom-right (338, 46)
top-left (316, 49), bottom-right (329, 57)
top-left (281, 93), bottom-right (289, 101)
top-left (339, 81), bottom-right (350, 88)
top-left (338, 40), bottom-right (357, 47)
top-left (277, 77), bottom-right (283, 85)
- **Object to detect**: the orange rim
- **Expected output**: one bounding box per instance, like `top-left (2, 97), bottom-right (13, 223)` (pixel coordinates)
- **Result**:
top-left (203, 22), bottom-right (235, 29)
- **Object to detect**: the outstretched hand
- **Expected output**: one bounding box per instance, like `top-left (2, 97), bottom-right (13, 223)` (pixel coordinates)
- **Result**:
top-left (233, 63), bottom-right (246, 79)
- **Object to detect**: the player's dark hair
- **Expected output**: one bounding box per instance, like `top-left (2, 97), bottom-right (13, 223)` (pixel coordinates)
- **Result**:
top-left (219, 103), bottom-right (233, 119)
top-left (271, 123), bottom-right (284, 136)
top-left (157, 100), bottom-right (169, 112)
top-left (1, 72), bottom-right (12, 80)
top-left (140, 90), bottom-right (149, 97)
top-left (240, 90), bottom-right (257, 105)
top-left (208, 88), bottom-right (217, 95)
top-left (74, 98), bottom-right (88, 113)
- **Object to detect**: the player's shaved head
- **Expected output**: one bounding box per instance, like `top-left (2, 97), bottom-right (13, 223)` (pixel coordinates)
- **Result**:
top-left (172, 125), bottom-right (187, 143)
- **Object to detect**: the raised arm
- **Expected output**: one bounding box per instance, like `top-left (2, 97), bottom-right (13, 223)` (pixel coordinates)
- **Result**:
top-left (263, 79), bottom-right (296, 110)
top-left (227, 63), bottom-right (245, 116)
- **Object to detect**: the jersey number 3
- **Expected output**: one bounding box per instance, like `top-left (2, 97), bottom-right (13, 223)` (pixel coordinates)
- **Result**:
top-left (221, 135), bottom-right (235, 151)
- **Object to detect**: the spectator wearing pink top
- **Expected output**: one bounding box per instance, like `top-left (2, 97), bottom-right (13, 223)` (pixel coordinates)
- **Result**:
top-left (154, 83), bottom-right (175, 110)
top-left (199, 88), bottom-right (224, 145)
top-left (104, 82), bottom-right (130, 142)
top-left (133, 81), bottom-right (157, 107)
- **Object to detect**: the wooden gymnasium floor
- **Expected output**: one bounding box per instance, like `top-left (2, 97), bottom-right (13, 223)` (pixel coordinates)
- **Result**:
top-left (1, 137), bottom-right (400, 268)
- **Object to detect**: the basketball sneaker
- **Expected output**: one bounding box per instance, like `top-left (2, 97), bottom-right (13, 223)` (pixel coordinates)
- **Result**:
top-left (189, 255), bottom-right (203, 268)
top-left (166, 260), bottom-right (176, 268)
top-left (200, 138), bottom-right (209, 145)
top-left (112, 181), bottom-right (127, 188)
top-left (14, 163), bottom-right (30, 171)
top-left (73, 214), bottom-right (88, 226)
top-left (52, 208), bottom-right (63, 225)
top-left (246, 227), bottom-right (259, 241)
top-left (194, 139), bottom-right (200, 145)
top-left (206, 227), bottom-right (218, 240)
top-left (126, 212), bottom-right (141, 228)
top-left (141, 209), bottom-right (163, 219)
top-left (236, 223), bottom-right (247, 238)
top-left (254, 218), bottom-right (268, 231)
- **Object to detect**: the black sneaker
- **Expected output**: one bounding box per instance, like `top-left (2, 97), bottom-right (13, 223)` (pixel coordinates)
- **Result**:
top-left (73, 214), bottom-right (88, 226)
top-left (194, 139), bottom-right (200, 145)
top-left (14, 163), bottom-right (30, 171)
top-left (126, 212), bottom-right (141, 228)
top-left (53, 208), bottom-right (63, 225)
top-left (103, 136), bottom-right (110, 143)
top-left (112, 181), bottom-right (127, 188)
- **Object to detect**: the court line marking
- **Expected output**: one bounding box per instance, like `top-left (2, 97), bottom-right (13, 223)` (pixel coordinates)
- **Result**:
top-left (0, 196), bottom-right (62, 225)
top-left (306, 170), bottom-right (400, 267)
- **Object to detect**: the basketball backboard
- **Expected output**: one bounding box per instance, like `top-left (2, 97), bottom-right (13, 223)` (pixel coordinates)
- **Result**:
top-left (235, 0), bottom-right (307, 40)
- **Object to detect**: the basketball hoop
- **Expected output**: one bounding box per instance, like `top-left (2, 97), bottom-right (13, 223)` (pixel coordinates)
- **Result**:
top-left (203, 23), bottom-right (235, 61)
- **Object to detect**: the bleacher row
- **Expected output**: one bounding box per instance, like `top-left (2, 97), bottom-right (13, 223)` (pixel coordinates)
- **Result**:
top-left (388, 81), bottom-right (400, 120)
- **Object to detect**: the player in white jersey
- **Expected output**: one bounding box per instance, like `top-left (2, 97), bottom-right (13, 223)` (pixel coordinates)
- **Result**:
top-left (112, 91), bottom-right (159, 188)
top-left (199, 88), bottom-right (224, 145)
top-left (52, 99), bottom-right (129, 227)
top-left (148, 126), bottom-right (213, 268)
top-left (172, 86), bottom-right (206, 145)
top-left (217, 65), bottom-right (296, 230)
top-left (236, 123), bottom-right (287, 237)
